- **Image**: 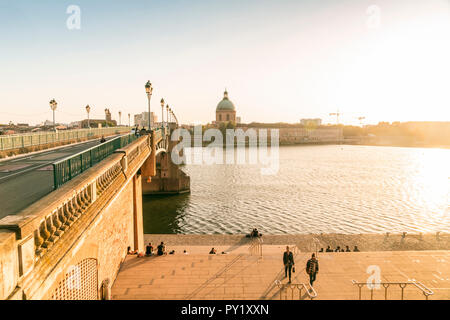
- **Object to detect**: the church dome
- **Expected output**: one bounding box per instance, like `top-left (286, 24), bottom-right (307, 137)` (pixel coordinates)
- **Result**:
top-left (216, 90), bottom-right (235, 111)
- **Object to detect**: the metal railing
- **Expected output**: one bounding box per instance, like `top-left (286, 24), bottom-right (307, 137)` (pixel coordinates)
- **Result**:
top-left (52, 133), bottom-right (137, 189)
top-left (249, 237), bottom-right (263, 257)
top-left (352, 280), bottom-right (434, 300)
top-left (275, 280), bottom-right (318, 300)
top-left (0, 127), bottom-right (130, 151)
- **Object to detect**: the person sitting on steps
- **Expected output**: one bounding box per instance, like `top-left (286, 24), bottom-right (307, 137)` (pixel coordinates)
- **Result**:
top-left (127, 246), bottom-right (137, 255)
top-left (145, 243), bottom-right (153, 256)
top-left (157, 242), bottom-right (166, 256)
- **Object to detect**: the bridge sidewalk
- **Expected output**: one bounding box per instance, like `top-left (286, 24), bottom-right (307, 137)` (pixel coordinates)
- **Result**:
top-left (111, 246), bottom-right (450, 300)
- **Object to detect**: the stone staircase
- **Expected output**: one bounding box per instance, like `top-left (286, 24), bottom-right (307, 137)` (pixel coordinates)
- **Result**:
top-left (111, 245), bottom-right (450, 300)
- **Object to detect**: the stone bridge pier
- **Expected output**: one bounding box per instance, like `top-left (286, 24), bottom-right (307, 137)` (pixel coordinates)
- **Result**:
top-left (141, 129), bottom-right (190, 195)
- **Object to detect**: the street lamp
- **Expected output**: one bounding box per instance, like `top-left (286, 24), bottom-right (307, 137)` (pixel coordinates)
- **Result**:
top-left (119, 111), bottom-right (122, 126)
top-left (166, 104), bottom-right (169, 128)
top-left (145, 80), bottom-right (153, 130)
top-left (128, 113), bottom-right (131, 127)
top-left (85, 105), bottom-right (91, 128)
top-left (49, 99), bottom-right (57, 131)
top-left (160, 98), bottom-right (165, 129)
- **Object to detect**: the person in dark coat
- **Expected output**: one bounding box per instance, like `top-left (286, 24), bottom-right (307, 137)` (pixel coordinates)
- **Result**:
top-left (145, 243), bottom-right (153, 256)
top-left (306, 253), bottom-right (319, 286)
top-left (157, 242), bottom-right (166, 256)
top-left (283, 246), bottom-right (295, 283)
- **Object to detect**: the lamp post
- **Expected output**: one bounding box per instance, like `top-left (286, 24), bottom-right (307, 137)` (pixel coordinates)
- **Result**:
top-left (119, 111), bottom-right (122, 126)
top-left (85, 105), bottom-right (91, 128)
top-left (49, 99), bottom-right (57, 131)
top-left (145, 81), bottom-right (153, 130)
top-left (128, 113), bottom-right (131, 127)
top-left (160, 98), bottom-right (165, 129)
top-left (104, 109), bottom-right (109, 128)
top-left (166, 104), bottom-right (169, 128)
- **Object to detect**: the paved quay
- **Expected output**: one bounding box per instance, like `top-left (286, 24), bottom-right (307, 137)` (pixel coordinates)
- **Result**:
top-left (112, 234), bottom-right (450, 300)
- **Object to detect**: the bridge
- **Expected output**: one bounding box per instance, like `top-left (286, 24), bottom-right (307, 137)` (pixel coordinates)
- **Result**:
top-left (0, 123), bottom-right (190, 300)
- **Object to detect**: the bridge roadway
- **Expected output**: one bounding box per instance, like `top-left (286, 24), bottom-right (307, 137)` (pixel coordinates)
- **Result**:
top-left (0, 135), bottom-right (119, 219)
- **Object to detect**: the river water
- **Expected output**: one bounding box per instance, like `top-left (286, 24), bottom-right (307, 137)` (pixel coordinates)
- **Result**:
top-left (143, 145), bottom-right (449, 234)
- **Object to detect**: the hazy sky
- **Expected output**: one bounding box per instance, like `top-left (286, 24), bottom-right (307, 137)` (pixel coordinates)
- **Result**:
top-left (0, 0), bottom-right (449, 126)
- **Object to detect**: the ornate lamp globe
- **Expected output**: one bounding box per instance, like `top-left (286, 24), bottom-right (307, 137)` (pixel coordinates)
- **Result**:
top-left (49, 99), bottom-right (57, 111)
top-left (145, 80), bottom-right (152, 94)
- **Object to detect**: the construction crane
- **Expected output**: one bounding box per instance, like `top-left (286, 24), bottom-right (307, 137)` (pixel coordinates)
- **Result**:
top-left (329, 110), bottom-right (342, 125)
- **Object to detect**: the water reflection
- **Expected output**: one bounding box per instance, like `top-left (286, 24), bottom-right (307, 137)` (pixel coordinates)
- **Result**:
top-left (142, 193), bottom-right (190, 234)
top-left (143, 145), bottom-right (450, 234)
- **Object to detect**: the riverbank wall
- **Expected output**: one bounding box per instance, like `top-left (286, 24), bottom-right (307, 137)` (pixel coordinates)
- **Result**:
top-left (144, 233), bottom-right (450, 252)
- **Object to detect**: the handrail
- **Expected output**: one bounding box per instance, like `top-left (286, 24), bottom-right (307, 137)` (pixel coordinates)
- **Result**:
top-left (0, 126), bottom-right (130, 151)
top-left (351, 280), bottom-right (434, 300)
top-left (275, 280), bottom-right (317, 300)
top-left (249, 237), bottom-right (263, 257)
top-left (54, 134), bottom-right (127, 163)
top-left (309, 237), bottom-right (321, 256)
top-left (52, 133), bottom-right (137, 189)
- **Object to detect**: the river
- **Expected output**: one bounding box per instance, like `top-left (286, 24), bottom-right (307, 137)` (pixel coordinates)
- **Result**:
top-left (143, 145), bottom-right (449, 234)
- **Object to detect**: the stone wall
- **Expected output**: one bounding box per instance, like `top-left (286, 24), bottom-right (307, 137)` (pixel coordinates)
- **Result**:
top-left (0, 231), bottom-right (18, 300)
top-left (39, 176), bottom-right (138, 299)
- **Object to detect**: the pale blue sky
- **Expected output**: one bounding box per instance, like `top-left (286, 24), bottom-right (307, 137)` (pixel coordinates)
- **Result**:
top-left (0, 0), bottom-right (449, 125)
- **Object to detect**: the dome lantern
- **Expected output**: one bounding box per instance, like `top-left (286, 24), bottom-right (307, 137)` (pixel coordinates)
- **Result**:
top-left (216, 89), bottom-right (235, 111)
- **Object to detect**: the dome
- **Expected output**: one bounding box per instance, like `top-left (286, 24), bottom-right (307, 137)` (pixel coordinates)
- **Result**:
top-left (216, 90), bottom-right (235, 111)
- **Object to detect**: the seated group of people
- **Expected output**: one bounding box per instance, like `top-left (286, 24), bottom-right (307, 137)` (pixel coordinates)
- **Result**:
top-left (209, 247), bottom-right (228, 255)
top-left (130, 243), bottom-right (225, 256)
top-left (245, 228), bottom-right (262, 238)
top-left (127, 242), bottom-right (175, 257)
top-left (319, 245), bottom-right (360, 252)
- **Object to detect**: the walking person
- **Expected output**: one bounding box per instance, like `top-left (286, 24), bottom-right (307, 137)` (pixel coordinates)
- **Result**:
top-left (306, 253), bottom-right (319, 287)
top-left (283, 246), bottom-right (295, 283)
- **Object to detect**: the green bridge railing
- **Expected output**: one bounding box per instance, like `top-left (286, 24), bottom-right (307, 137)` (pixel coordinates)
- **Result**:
top-left (0, 127), bottom-right (130, 151)
top-left (52, 133), bottom-right (137, 189)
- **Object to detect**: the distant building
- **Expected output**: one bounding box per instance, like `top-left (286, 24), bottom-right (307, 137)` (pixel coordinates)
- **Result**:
top-left (80, 119), bottom-right (117, 128)
top-left (134, 112), bottom-right (157, 129)
top-left (41, 120), bottom-right (54, 127)
top-left (68, 121), bottom-right (81, 128)
top-left (279, 127), bottom-right (342, 143)
top-left (215, 90), bottom-right (237, 124)
top-left (300, 118), bottom-right (322, 127)
top-left (235, 126), bottom-right (343, 144)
